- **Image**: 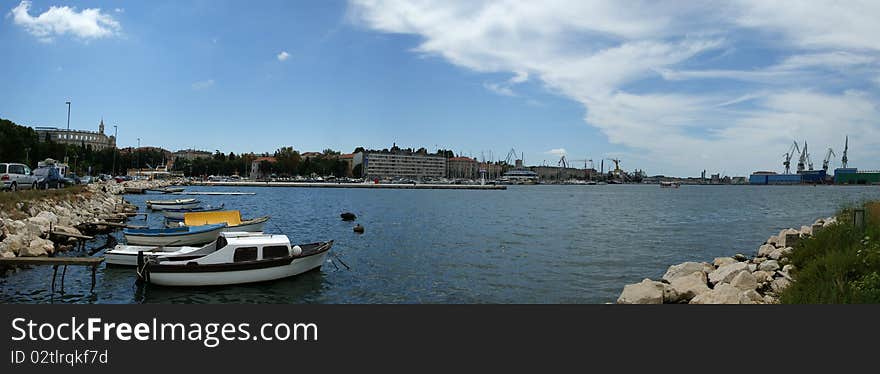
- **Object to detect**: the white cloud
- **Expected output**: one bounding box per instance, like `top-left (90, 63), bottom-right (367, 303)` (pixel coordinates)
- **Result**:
top-left (277, 51), bottom-right (290, 61)
top-left (114, 8), bottom-right (124, 14)
top-left (483, 82), bottom-right (515, 96)
top-left (545, 148), bottom-right (567, 157)
top-left (350, 0), bottom-right (880, 175)
top-left (191, 79), bottom-right (215, 90)
top-left (9, 1), bottom-right (120, 42)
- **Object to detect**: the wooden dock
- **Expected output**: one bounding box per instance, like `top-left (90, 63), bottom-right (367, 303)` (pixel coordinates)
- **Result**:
top-left (0, 256), bottom-right (104, 292)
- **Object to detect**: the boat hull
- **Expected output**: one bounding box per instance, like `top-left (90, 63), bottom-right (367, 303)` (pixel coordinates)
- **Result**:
top-left (146, 248), bottom-right (330, 286)
top-left (124, 226), bottom-right (224, 246)
top-left (149, 202), bottom-right (200, 210)
top-left (105, 244), bottom-right (211, 266)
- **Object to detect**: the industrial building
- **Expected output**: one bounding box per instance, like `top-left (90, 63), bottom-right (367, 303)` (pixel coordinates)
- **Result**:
top-left (353, 149), bottom-right (447, 180)
top-left (834, 168), bottom-right (880, 184)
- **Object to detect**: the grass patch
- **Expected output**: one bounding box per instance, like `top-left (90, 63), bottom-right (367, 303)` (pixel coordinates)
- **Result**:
top-left (0, 185), bottom-right (86, 219)
top-left (780, 201), bottom-right (880, 304)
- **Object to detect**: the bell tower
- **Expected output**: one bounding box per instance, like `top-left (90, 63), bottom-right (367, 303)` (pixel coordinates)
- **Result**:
top-left (99, 117), bottom-right (105, 134)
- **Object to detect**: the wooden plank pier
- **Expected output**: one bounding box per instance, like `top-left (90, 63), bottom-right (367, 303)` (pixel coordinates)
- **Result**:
top-left (0, 256), bottom-right (104, 292)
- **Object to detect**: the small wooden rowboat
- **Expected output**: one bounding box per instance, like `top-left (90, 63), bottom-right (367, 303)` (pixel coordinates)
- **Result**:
top-left (105, 241), bottom-right (219, 266)
top-left (166, 210), bottom-right (270, 233)
top-left (145, 198), bottom-right (200, 210)
top-left (136, 232), bottom-right (333, 286)
top-left (123, 223), bottom-right (226, 246)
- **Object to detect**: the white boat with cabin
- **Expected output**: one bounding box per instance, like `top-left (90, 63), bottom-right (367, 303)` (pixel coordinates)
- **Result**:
top-left (136, 232), bottom-right (333, 286)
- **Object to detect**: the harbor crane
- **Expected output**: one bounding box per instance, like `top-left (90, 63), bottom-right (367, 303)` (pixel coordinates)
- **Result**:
top-left (783, 141), bottom-right (800, 174)
top-left (841, 135), bottom-right (849, 168)
top-left (557, 155), bottom-right (568, 168)
top-left (606, 158), bottom-right (621, 174)
top-left (822, 148), bottom-right (836, 172)
top-left (797, 141), bottom-right (808, 173)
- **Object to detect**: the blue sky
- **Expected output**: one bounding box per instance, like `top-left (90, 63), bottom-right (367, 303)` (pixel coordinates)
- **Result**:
top-left (3, 1), bottom-right (880, 176)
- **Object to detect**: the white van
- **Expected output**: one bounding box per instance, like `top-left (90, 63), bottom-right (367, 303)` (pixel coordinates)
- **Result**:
top-left (0, 163), bottom-right (38, 191)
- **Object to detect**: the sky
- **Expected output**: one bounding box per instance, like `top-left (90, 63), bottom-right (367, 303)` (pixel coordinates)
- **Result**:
top-left (2, 0), bottom-right (880, 177)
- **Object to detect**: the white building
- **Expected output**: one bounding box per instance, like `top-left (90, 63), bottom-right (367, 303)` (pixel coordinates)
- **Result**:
top-left (354, 151), bottom-right (446, 180)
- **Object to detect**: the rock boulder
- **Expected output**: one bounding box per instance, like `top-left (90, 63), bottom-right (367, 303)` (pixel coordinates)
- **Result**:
top-left (708, 262), bottom-right (749, 285)
top-left (662, 262), bottom-right (714, 282)
top-left (617, 279), bottom-right (665, 304)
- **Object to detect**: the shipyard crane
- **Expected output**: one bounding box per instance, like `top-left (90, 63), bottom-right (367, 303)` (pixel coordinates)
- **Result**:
top-left (841, 135), bottom-right (849, 168)
top-left (783, 141), bottom-right (800, 174)
top-left (807, 149), bottom-right (815, 171)
top-left (557, 155), bottom-right (568, 168)
top-left (504, 148), bottom-right (519, 166)
top-left (822, 148), bottom-right (836, 172)
top-left (797, 141), bottom-right (808, 173)
top-left (606, 158), bottom-right (621, 174)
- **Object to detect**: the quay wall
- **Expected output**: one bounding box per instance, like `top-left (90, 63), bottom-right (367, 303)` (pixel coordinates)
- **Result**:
top-left (189, 181), bottom-right (507, 190)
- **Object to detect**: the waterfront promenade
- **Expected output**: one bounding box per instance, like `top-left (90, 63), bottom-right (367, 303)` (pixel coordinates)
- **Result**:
top-left (189, 181), bottom-right (507, 190)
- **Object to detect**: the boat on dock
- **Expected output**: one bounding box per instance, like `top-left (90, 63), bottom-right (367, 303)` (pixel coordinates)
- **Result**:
top-left (136, 233), bottom-right (333, 286)
top-left (123, 222), bottom-right (226, 246)
top-left (166, 210), bottom-right (269, 232)
top-left (145, 198), bottom-right (200, 210)
top-left (161, 204), bottom-right (225, 220)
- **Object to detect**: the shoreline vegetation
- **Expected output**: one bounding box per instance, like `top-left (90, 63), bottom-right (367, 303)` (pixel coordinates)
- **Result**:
top-left (617, 200), bottom-right (880, 304)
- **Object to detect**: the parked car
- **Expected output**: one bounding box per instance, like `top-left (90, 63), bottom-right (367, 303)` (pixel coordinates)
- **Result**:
top-left (64, 173), bottom-right (81, 185)
top-left (33, 167), bottom-right (67, 189)
top-left (80, 175), bottom-right (94, 184)
top-left (0, 163), bottom-right (38, 191)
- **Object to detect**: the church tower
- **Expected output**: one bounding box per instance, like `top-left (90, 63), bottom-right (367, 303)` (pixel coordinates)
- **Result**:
top-left (99, 117), bottom-right (105, 134)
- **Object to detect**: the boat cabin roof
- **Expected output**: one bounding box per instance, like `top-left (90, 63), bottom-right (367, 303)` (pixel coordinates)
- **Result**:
top-left (220, 232), bottom-right (290, 247)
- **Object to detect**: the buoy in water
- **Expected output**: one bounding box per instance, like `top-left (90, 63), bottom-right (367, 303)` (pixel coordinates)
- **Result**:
top-left (341, 212), bottom-right (357, 221)
top-left (353, 224), bottom-right (364, 233)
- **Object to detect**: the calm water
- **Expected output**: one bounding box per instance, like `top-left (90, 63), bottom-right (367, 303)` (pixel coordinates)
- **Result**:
top-left (3, 184), bottom-right (880, 304)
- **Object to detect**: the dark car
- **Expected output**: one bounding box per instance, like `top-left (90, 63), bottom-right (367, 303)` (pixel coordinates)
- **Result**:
top-left (33, 167), bottom-right (66, 189)
top-left (64, 173), bottom-right (81, 185)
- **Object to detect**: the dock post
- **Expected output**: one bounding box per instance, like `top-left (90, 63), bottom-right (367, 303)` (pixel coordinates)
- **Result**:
top-left (853, 208), bottom-right (866, 229)
top-left (51, 265), bottom-right (58, 293)
top-left (90, 265), bottom-right (97, 292)
top-left (60, 265), bottom-right (68, 293)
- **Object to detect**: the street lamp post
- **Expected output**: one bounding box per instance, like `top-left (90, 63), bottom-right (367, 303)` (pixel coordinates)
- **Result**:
top-left (112, 125), bottom-right (118, 176)
top-left (64, 101), bottom-right (71, 163)
top-left (137, 138), bottom-right (141, 179)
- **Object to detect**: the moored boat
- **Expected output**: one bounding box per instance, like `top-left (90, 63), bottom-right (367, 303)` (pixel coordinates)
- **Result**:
top-left (146, 198), bottom-right (200, 210)
top-left (136, 233), bottom-right (333, 286)
top-left (105, 241), bottom-right (219, 266)
top-left (660, 181), bottom-right (680, 188)
top-left (123, 222), bottom-right (226, 246)
top-left (167, 210), bottom-right (269, 233)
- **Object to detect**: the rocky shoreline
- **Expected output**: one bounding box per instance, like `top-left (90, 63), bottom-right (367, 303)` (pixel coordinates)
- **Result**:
top-left (0, 180), bottom-right (172, 259)
top-left (616, 216), bottom-right (839, 304)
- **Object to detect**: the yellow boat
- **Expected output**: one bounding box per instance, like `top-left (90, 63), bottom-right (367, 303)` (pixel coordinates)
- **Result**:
top-left (172, 210), bottom-right (270, 232)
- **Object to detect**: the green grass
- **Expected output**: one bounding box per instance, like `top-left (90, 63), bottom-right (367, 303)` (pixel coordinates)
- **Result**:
top-left (0, 185), bottom-right (86, 219)
top-left (780, 201), bottom-right (880, 304)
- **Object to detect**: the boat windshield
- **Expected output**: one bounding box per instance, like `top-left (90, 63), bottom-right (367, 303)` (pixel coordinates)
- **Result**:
top-left (216, 236), bottom-right (228, 250)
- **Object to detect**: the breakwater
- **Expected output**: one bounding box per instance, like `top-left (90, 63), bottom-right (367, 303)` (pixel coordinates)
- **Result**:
top-left (616, 216), bottom-right (839, 304)
top-left (189, 181), bottom-right (506, 190)
top-left (0, 180), bottom-right (170, 259)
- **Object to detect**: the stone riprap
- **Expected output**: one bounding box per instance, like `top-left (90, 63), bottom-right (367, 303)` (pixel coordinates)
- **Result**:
top-left (0, 180), bottom-right (172, 258)
top-left (616, 216), bottom-right (838, 304)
